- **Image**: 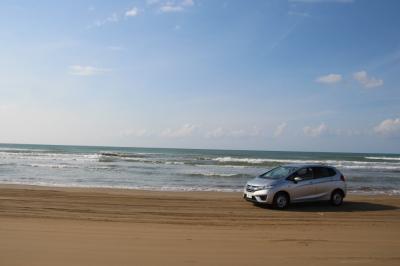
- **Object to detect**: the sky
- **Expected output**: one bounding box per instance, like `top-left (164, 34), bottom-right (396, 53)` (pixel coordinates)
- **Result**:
top-left (0, 0), bottom-right (399, 153)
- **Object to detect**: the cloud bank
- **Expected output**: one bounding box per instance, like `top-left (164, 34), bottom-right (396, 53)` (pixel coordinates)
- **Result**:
top-left (303, 123), bottom-right (328, 137)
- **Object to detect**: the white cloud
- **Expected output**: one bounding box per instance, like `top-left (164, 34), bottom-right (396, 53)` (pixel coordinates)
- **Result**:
top-left (205, 127), bottom-right (260, 138)
top-left (125, 7), bottom-right (139, 17)
top-left (303, 123), bottom-right (328, 137)
top-left (88, 6), bottom-right (140, 29)
top-left (120, 128), bottom-right (149, 137)
top-left (334, 129), bottom-right (362, 137)
top-left (274, 123), bottom-right (287, 137)
top-left (288, 11), bottom-right (310, 17)
top-left (353, 70), bottom-right (383, 88)
top-left (92, 13), bottom-right (119, 28)
top-left (69, 65), bottom-right (111, 76)
top-left (106, 13), bottom-right (119, 22)
top-left (160, 5), bottom-right (183, 13)
top-left (205, 127), bottom-right (225, 138)
top-left (182, 0), bottom-right (194, 6)
top-left (159, 0), bottom-right (194, 13)
top-left (229, 128), bottom-right (260, 138)
top-left (374, 118), bottom-right (400, 137)
top-left (315, 73), bottom-right (342, 84)
top-left (161, 124), bottom-right (198, 138)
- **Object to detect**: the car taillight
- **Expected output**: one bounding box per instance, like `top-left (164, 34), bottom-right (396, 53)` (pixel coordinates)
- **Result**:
top-left (340, 174), bottom-right (346, 181)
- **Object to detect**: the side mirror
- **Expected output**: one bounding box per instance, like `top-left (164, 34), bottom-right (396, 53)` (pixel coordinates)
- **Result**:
top-left (293, 176), bottom-right (302, 183)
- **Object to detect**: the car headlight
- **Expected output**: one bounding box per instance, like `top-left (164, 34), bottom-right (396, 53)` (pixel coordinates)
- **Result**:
top-left (262, 185), bottom-right (275, 190)
top-left (246, 184), bottom-right (275, 192)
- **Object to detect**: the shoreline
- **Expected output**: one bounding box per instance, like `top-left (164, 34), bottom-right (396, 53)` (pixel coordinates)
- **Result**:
top-left (1, 184), bottom-right (400, 265)
top-left (1, 182), bottom-right (400, 196)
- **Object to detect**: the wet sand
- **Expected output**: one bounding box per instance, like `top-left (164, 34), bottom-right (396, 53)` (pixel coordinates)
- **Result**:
top-left (0, 185), bottom-right (399, 265)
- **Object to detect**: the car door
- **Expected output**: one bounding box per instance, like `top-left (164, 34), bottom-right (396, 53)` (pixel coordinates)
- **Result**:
top-left (312, 167), bottom-right (336, 200)
top-left (288, 167), bottom-right (316, 202)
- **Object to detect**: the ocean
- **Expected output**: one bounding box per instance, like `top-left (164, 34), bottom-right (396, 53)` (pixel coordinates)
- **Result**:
top-left (0, 143), bottom-right (399, 195)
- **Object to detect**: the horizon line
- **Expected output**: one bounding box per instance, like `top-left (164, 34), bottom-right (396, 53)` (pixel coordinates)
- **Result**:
top-left (0, 142), bottom-right (398, 156)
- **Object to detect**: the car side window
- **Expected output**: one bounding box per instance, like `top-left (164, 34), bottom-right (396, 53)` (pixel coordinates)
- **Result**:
top-left (295, 168), bottom-right (313, 181)
top-left (313, 167), bottom-right (336, 179)
top-left (327, 168), bottom-right (336, 176)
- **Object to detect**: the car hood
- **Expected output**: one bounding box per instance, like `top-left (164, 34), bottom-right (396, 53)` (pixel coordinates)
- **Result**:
top-left (246, 176), bottom-right (281, 187)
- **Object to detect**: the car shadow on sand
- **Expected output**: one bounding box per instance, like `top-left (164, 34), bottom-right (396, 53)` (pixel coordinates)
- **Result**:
top-left (255, 201), bottom-right (398, 212)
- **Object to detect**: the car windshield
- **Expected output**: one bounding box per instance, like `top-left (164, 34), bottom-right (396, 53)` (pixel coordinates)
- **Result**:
top-left (260, 166), bottom-right (297, 180)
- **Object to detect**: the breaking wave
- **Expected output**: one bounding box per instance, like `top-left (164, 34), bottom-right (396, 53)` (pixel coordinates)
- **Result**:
top-left (365, 156), bottom-right (400, 161)
top-left (212, 157), bottom-right (400, 171)
top-left (185, 172), bottom-right (251, 178)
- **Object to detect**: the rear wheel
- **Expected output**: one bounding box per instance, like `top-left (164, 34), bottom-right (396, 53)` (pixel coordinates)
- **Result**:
top-left (273, 192), bottom-right (289, 209)
top-left (331, 190), bottom-right (344, 206)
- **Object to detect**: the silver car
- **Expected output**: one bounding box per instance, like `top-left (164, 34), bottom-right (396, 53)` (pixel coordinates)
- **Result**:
top-left (243, 164), bottom-right (346, 209)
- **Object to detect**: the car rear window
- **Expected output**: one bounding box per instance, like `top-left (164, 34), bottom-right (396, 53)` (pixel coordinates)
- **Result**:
top-left (313, 167), bottom-right (336, 178)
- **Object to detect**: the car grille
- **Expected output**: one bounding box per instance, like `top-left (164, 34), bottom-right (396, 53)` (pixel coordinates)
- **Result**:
top-left (246, 185), bottom-right (263, 192)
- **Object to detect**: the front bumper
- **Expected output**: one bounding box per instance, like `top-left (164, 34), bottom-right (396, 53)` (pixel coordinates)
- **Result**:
top-left (243, 189), bottom-right (270, 204)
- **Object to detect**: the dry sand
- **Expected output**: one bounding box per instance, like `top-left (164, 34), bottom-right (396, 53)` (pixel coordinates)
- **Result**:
top-left (0, 185), bottom-right (399, 266)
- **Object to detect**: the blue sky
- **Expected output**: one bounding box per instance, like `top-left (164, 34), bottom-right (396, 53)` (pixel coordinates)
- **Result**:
top-left (0, 0), bottom-right (399, 153)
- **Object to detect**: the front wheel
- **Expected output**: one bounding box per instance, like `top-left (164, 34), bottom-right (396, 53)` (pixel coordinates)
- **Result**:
top-left (273, 192), bottom-right (289, 209)
top-left (331, 190), bottom-right (344, 206)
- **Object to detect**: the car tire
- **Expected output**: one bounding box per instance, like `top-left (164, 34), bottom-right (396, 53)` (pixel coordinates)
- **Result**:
top-left (273, 192), bottom-right (289, 209)
top-left (331, 190), bottom-right (344, 206)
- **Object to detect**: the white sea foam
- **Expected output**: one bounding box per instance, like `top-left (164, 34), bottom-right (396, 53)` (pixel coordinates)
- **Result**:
top-left (349, 189), bottom-right (400, 196)
top-left (212, 157), bottom-right (400, 170)
top-left (187, 172), bottom-right (243, 177)
top-left (200, 172), bottom-right (239, 177)
top-left (0, 147), bottom-right (42, 152)
top-left (0, 180), bottom-right (242, 192)
top-left (164, 161), bottom-right (185, 165)
top-left (213, 156), bottom-right (334, 165)
top-left (24, 163), bottom-right (79, 169)
top-left (335, 164), bottom-right (400, 170)
top-left (0, 151), bottom-right (100, 162)
top-left (195, 164), bottom-right (248, 169)
top-left (213, 157), bottom-right (276, 164)
top-left (365, 156), bottom-right (400, 161)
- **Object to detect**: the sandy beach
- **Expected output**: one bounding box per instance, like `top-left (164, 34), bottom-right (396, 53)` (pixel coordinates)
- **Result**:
top-left (0, 185), bottom-right (399, 266)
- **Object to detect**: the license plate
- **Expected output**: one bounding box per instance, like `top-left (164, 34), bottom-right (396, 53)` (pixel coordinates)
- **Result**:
top-left (246, 193), bottom-right (252, 198)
